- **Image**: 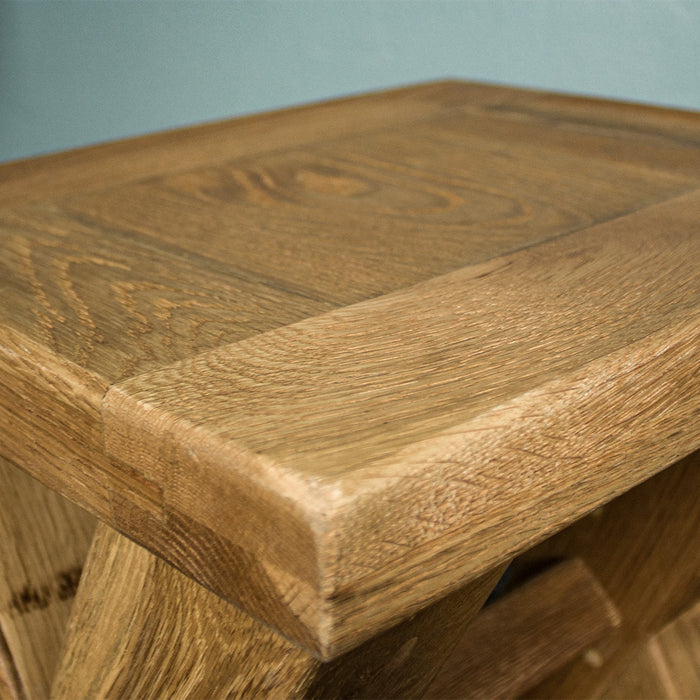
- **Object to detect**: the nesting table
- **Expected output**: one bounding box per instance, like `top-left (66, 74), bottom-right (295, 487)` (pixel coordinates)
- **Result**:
top-left (1, 81), bottom-right (699, 698)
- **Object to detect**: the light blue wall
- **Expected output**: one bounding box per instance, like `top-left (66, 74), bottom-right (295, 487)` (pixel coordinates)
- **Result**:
top-left (1, 0), bottom-right (699, 163)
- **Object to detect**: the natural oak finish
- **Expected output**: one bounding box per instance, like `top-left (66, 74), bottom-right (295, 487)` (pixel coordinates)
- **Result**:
top-left (2, 81), bottom-right (700, 658)
top-left (0, 636), bottom-right (21, 700)
top-left (602, 599), bottom-right (700, 700)
top-left (425, 559), bottom-right (620, 700)
top-left (53, 523), bottom-right (504, 700)
top-left (0, 456), bottom-right (95, 700)
top-left (59, 121), bottom-right (693, 308)
top-left (4, 80), bottom-right (700, 209)
top-left (105, 190), bottom-right (700, 654)
top-left (0, 82), bottom-right (494, 209)
top-left (522, 449), bottom-right (700, 698)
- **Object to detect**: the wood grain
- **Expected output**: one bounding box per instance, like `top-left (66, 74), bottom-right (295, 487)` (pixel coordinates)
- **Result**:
top-left (436, 113), bottom-right (700, 181)
top-left (0, 456), bottom-right (95, 700)
top-left (0, 205), bottom-right (332, 381)
top-left (53, 524), bottom-right (504, 700)
top-left (59, 117), bottom-right (696, 306)
top-left (652, 602), bottom-right (700, 700)
top-left (0, 81), bottom-right (468, 208)
top-left (0, 326), bottom-right (112, 513)
top-left (106, 189), bottom-right (700, 478)
top-left (602, 599), bottom-right (700, 700)
top-left (425, 559), bottom-right (620, 699)
top-left (1, 80), bottom-right (700, 658)
top-left (0, 328), bottom-right (330, 653)
top-left (467, 86), bottom-right (700, 156)
top-left (0, 632), bottom-right (22, 700)
top-left (3, 80), bottom-right (699, 209)
top-left (522, 449), bottom-right (700, 698)
top-left (105, 190), bottom-right (700, 655)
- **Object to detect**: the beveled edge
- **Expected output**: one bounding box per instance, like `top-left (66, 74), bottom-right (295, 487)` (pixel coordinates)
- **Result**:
top-left (100, 190), bottom-right (700, 657)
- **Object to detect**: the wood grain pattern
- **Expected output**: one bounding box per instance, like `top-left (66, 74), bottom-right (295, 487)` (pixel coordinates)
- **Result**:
top-left (0, 632), bottom-right (22, 700)
top-left (446, 98), bottom-right (700, 180)
top-left (59, 117), bottom-right (696, 306)
top-left (0, 326), bottom-right (112, 513)
top-left (53, 524), bottom-right (504, 700)
top-left (651, 602), bottom-right (700, 700)
top-left (602, 599), bottom-right (700, 700)
top-left (107, 189), bottom-right (700, 477)
top-left (105, 190), bottom-right (700, 655)
top-left (522, 449), bottom-right (700, 698)
top-left (0, 329), bottom-right (329, 653)
top-left (1, 81), bottom-right (699, 657)
top-left (0, 81), bottom-right (468, 208)
top-left (0, 456), bottom-right (95, 700)
top-left (0, 205), bottom-right (332, 381)
top-left (425, 559), bottom-right (620, 699)
top-left (4, 80), bottom-right (699, 208)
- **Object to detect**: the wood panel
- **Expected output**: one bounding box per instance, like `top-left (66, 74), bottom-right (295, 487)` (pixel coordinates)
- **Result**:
top-left (425, 559), bottom-right (620, 699)
top-left (0, 328), bottom-right (328, 654)
top-left (0, 206), bottom-right (332, 381)
top-left (105, 190), bottom-right (700, 479)
top-left (53, 524), bottom-right (504, 700)
top-left (0, 456), bottom-right (95, 700)
top-left (105, 190), bottom-right (700, 655)
top-left (6, 102), bottom-right (692, 379)
top-left (427, 109), bottom-right (700, 179)
top-left (522, 449), bottom-right (700, 698)
top-left (0, 81), bottom-right (468, 208)
top-left (4, 79), bottom-right (699, 209)
top-left (58, 117), bottom-right (697, 306)
top-left (0, 327), bottom-right (112, 515)
top-left (464, 86), bottom-right (700, 154)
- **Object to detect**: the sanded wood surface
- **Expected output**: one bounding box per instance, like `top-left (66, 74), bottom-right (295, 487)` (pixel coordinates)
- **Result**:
top-left (53, 524), bottom-right (503, 700)
top-left (0, 82), bottom-right (467, 208)
top-left (105, 190), bottom-right (700, 654)
top-left (1, 81), bottom-right (700, 655)
top-left (425, 559), bottom-right (620, 699)
top-left (57, 118), bottom-right (693, 308)
top-left (0, 456), bottom-right (95, 700)
top-left (3, 80), bottom-right (700, 208)
top-left (0, 635), bottom-right (21, 700)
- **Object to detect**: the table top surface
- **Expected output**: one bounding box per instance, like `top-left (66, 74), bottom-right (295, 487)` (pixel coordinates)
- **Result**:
top-left (1, 81), bottom-right (699, 658)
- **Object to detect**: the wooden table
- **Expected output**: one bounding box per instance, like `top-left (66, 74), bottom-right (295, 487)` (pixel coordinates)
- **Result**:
top-left (1, 81), bottom-right (699, 699)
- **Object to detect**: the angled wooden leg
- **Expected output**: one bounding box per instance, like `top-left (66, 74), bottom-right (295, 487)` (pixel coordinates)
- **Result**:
top-left (426, 558), bottom-right (621, 699)
top-left (603, 599), bottom-right (700, 699)
top-left (0, 456), bottom-right (96, 700)
top-left (52, 524), bottom-right (505, 699)
top-left (520, 449), bottom-right (700, 698)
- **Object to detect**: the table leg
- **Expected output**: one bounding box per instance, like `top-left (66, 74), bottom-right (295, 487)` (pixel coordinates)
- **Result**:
top-left (52, 523), bottom-right (505, 699)
top-left (0, 455), bottom-right (95, 700)
top-left (520, 449), bottom-right (700, 697)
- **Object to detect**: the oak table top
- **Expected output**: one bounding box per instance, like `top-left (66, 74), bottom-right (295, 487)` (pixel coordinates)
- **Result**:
top-left (1, 81), bottom-right (699, 659)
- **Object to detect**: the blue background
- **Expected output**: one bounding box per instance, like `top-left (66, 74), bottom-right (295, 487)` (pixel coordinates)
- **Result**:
top-left (2, 0), bottom-right (699, 163)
